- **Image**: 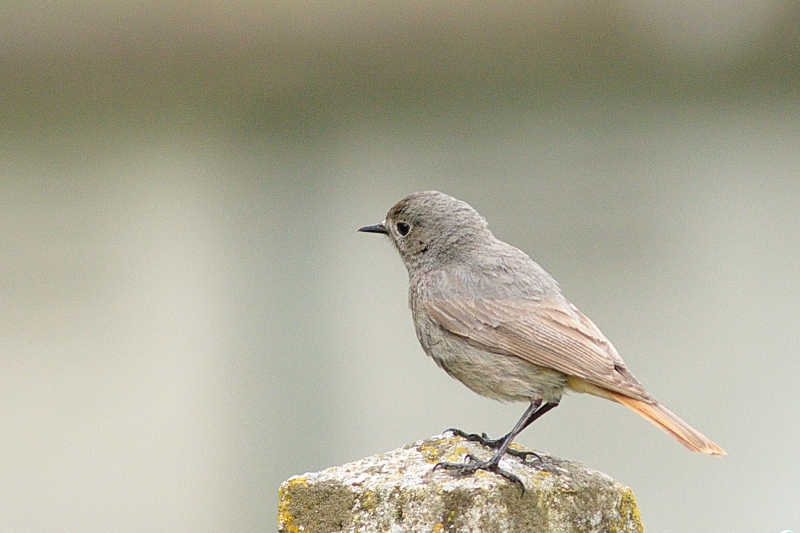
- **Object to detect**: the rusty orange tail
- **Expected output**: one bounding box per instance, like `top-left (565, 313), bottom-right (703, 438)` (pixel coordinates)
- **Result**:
top-left (607, 391), bottom-right (726, 455)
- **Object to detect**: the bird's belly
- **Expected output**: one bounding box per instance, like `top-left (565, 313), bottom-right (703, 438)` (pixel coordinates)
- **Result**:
top-left (424, 330), bottom-right (567, 404)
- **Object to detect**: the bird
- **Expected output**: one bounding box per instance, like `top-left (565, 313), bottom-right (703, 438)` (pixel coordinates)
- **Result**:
top-left (359, 191), bottom-right (725, 486)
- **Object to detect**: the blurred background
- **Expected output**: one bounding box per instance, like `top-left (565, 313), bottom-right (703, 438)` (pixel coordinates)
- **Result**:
top-left (1, 1), bottom-right (799, 532)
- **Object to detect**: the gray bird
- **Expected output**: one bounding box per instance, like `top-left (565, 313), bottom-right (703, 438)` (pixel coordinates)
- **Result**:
top-left (359, 191), bottom-right (725, 485)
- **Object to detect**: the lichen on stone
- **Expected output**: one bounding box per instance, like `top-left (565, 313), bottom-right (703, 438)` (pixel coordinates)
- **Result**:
top-left (278, 434), bottom-right (644, 533)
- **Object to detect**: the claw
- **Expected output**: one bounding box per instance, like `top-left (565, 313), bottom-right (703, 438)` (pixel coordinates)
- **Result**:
top-left (438, 402), bottom-right (559, 496)
top-left (434, 457), bottom-right (526, 495)
top-left (447, 428), bottom-right (503, 447)
top-left (507, 448), bottom-right (542, 463)
top-left (446, 428), bottom-right (542, 464)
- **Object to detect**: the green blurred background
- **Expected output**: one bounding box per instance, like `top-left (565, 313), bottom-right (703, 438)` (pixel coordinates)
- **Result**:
top-left (2, 2), bottom-right (799, 531)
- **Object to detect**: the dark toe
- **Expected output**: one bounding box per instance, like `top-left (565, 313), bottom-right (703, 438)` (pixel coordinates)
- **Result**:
top-left (433, 458), bottom-right (526, 495)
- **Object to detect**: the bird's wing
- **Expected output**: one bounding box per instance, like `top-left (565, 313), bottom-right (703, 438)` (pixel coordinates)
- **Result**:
top-left (424, 295), bottom-right (652, 401)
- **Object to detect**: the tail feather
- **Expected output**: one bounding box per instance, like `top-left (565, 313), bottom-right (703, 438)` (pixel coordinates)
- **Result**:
top-left (607, 390), bottom-right (726, 456)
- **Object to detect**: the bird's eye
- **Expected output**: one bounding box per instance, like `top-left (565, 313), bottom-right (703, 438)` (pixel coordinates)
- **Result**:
top-left (396, 222), bottom-right (411, 236)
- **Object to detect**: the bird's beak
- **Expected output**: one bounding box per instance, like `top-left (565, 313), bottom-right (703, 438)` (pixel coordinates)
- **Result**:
top-left (358, 222), bottom-right (389, 235)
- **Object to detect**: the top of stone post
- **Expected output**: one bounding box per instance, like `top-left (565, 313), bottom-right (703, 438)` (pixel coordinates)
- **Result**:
top-left (278, 433), bottom-right (643, 533)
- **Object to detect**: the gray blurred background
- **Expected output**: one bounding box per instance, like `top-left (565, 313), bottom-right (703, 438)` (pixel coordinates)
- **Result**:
top-left (1, 2), bottom-right (799, 532)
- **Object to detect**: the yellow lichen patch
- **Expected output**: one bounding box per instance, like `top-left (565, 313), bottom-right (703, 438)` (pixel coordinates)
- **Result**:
top-left (357, 489), bottom-right (377, 513)
top-left (523, 469), bottom-right (551, 488)
top-left (473, 469), bottom-right (492, 479)
top-left (277, 477), bottom-right (308, 533)
top-left (611, 487), bottom-right (644, 533)
top-left (432, 523), bottom-right (445, 532)
top-left (418, 442), bottom-right (446, 463)
top-left (419, 438), bottom-right (474, 463)
top-left (442, 445), bottom-right (471, 463)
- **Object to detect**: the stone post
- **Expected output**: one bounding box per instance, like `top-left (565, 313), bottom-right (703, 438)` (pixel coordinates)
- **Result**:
top-left (278, 433), bottom-right (644, 533)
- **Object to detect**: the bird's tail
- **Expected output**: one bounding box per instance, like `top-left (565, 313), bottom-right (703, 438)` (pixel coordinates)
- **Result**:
top-left (606, 390), bottom-right (726, 456)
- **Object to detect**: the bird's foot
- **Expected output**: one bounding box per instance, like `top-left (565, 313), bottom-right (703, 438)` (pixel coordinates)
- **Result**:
top-left (447, 428), bottom-right (503, 447)
top-left (445, 428), bottom-right (542, 463)
top-left (434, 454), bottom-right (525, 494)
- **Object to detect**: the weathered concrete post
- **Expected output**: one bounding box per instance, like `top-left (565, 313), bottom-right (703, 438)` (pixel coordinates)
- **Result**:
top-left (278, 433), bottom-right (644, 533)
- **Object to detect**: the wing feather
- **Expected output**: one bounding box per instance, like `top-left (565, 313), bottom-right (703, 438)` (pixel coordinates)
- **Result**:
top-left (424, 296), bottom-right (652, 401)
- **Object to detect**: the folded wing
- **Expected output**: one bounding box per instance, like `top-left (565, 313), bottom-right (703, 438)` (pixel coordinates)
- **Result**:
top-left (424, 294), bottom-right (726, 455)
top-left (424, 295), bottom-right (652, 401)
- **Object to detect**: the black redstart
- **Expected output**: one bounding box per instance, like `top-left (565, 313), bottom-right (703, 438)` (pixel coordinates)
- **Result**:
top-left (359, 191), bottom-right (725, 485)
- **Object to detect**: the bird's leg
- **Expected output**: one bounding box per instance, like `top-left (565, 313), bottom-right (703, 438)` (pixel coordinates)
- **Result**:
top-left (443, 400), bottom-right (547, 467)
top-left (446, 398), bottom-right (550, 461)
top-left (445, 399), bottom-right (544, 449)
top-left (436, 399), bottom-right (560, 493)
top-left (447, 427), bottom-right (543, 462)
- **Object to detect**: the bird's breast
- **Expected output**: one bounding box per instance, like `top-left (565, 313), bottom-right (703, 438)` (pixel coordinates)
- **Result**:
top-left (410, 300), bottom-right (567, 403)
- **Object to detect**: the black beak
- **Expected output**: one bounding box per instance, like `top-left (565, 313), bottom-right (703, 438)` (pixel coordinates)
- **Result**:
top-left (358, 223), bottom-right (389, 235)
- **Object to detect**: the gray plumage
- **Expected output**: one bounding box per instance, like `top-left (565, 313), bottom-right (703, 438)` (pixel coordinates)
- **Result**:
top-left (360, 191), bottom-right (725, 466)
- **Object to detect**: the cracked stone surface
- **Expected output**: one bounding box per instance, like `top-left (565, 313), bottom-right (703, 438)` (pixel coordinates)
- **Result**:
top-left (278, 433), bottom-right (644, 533)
